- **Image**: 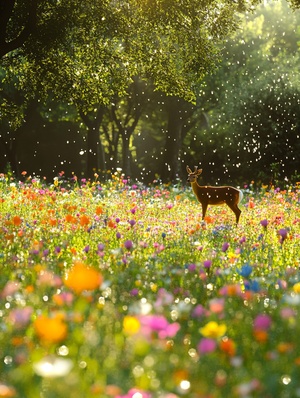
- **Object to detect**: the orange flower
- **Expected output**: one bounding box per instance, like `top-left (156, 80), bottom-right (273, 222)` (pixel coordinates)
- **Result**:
top-left (277, 342), bottom-right (294, 354)
top-left (220, 338), bottom-right (236, 356)
top-left (65, 214), bottom-right (76, 223)
top-left (95, 206), bottom-right (103, 215)
top-left (253, 330), bottom-right (268, 343)
top-left (79, 214), bottom-right (90, 226)
top-left (49, 218), bottom-right (57, 226)
top-left (34, 314), bottom-right (67, 344)
top-left (64, 262), bottom-right (103, 294)
top-left (12, 216), bottom-right (22, 226)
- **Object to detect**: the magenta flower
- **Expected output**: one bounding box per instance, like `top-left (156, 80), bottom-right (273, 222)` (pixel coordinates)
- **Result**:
top-left (253, 314), bottom-right (272, 331)
top-left (197, 338), bottom-right (217, 354)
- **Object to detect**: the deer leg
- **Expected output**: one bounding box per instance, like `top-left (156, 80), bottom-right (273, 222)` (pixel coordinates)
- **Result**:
top-left (201, 202), bottom-right (208, 220)
top-left (227, 202), bottom-right (241, 224)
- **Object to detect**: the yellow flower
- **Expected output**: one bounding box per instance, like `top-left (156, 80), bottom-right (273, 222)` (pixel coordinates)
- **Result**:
top-left (123, 315), bottom-right (141, 335)
top-left (293, 282), bottom-right (300, 294)
top-left (64, 262), bottom-right (103, 294)
top-left (34, 314), bottom-right (67, 344)
top-left (199, 321), bottom-right (227, 339)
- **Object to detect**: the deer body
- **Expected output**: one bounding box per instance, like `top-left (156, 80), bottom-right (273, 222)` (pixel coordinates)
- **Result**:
top-left (187, 166), bottom-right (243, 224)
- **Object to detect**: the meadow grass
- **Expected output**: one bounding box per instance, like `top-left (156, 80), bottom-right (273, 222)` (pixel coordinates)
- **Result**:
top-left (0, 172), bottom-right (299, 398)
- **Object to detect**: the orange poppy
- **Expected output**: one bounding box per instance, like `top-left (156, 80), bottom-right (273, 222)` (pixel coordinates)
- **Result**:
top-left (64, 262), bottom-right (103, 294)
top-left (34, 314), bottom-right (67, 344)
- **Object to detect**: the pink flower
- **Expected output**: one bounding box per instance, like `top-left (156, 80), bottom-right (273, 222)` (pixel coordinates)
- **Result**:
top-left (139, 315), bottom-right (180, 339)
top-left (1, 281), bottom-right (20, 298)
top-left (116, 388), bottom-right (152, 398)
top-left (8, 307), bottom-right (33, 328)
top-left (197, 338), bottom-right (217, 354)
top-left (209, 298), bottom-right (225, 314)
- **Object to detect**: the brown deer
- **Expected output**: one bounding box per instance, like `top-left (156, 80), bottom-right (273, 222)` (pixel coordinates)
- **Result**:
top-left (186, 166), bottom-right (243, 224)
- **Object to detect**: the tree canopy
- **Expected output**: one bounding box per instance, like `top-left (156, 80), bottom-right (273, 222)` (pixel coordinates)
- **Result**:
top-left (1, 0), bottom-right (300, 184)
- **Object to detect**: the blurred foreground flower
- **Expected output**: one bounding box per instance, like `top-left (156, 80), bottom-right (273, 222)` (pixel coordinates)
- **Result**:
top-left (34, 314), bottom-right (67, 344)
top-left (200, 321), bottom-right (227, 339)
top-left (64, 261), bottom-right (103, 294)
top-left (33, 356), bottom-right (73, 378)
top-left (123, 315), bottom-right (141, 335)
top-left (116, 388), bottom-right (152, 398)
top-left (0, 383), bottom-right (16, 397)
top-left (197, 338), bottom-right (217, 354)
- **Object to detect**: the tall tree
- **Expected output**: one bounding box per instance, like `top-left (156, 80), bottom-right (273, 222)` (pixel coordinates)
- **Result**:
top-left (1, 0), bottom-right (263, 178)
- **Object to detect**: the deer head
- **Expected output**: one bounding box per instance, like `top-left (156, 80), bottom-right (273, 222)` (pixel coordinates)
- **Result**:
top-left (186, 166), bottom-right (202, 183)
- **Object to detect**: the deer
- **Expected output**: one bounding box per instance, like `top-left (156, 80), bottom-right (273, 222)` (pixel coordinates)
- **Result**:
top-left (186, 166), bottom-right (243, 224)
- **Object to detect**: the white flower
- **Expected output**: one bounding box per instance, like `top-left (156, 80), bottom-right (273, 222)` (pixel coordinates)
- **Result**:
top-left (33, 356), bottom-right (73, 378)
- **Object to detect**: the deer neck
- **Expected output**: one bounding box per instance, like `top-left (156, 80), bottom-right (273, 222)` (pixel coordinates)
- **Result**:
top-left (191, 180), bottom-right (202, 194)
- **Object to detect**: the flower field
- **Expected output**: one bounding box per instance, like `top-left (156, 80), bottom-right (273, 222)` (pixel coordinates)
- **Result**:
top-left (0, 172), bottom-right (300, 398)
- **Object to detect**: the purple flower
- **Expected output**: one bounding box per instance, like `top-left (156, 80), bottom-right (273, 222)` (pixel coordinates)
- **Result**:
top-left (83, 245), bottom-right (90, 253)
top-left (188, 263), bottom-right (196, 272)
top-left (239, 236), bottom-right (246, 244)
top-left (222, 242), bottom-right (229, 252)
top-left (260, 219), bottom-right (268, 228)
top-left (124, 240), bottom-right (133, 250)
top-left (278, 228), bottom-right (288, 244)
top-left (203, 260), bottom-right (212, 269)
top-left (253, 314), bottom-right (272, 331)
top-left (197, 338), bottom-right (217, 354)
top-left (97, 243), bottom-right (105, 251)
top-left (116, 232), bottom-right (121, 239)
top-left (192, 304), bottom-right (207, 318)
top-left (128, 219), bottom-right (136, 227)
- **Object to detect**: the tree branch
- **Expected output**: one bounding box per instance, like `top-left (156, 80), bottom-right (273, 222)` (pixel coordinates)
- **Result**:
top-left (0, 0), bottom-right (38, 58)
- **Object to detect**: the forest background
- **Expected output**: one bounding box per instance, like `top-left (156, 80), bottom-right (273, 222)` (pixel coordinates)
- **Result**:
top-left (1, 0), bottom-right (300, 186)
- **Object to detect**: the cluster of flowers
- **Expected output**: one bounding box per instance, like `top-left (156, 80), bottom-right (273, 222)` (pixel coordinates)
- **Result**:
top-left (0, 173), bottom-right (299, 398)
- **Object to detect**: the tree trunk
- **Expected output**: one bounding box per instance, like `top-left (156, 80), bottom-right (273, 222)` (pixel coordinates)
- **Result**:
top-left (79, 106), bottom-right (105, 178)
top-left (0, 135), bottom-right (19, 176)
top-left (86, 126), bottom-right (105, 178)
top-left (121, 130), bottom-right (131, 177)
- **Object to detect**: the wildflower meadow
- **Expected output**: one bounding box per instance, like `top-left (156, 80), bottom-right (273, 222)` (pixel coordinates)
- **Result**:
top-left (0, 171), bottom-right (300, 398)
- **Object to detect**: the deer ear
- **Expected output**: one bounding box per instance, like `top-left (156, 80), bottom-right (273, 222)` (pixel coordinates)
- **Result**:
top-left (186, 166), bottom-right (192, 174)
top-left (197, 169), bottom-right (203, 175)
